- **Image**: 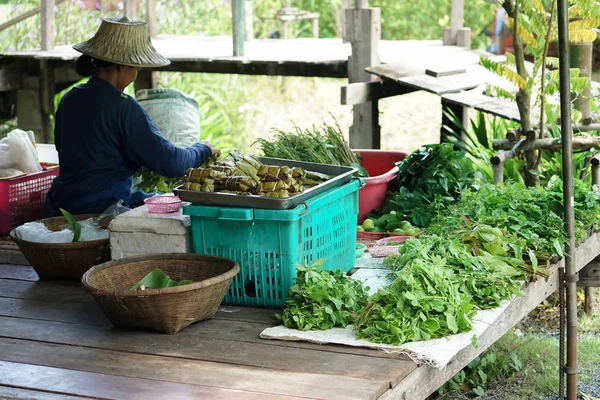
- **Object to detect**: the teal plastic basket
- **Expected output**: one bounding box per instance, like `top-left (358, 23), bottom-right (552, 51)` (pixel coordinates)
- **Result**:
top-left (183, 180), bottom-right (359, 307)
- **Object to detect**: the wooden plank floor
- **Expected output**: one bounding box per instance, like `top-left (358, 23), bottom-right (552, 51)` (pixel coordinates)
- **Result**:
top-left (0, 35), bottom-right (495, 78)
top-left (0, 243), bottom-right (417, 400)
top-left (2, 232), bottom-right (599, 399)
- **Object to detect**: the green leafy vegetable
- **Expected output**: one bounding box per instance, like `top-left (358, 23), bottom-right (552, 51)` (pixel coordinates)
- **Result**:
top-left (254, 119), bottom-right (368, 178)
top-left (275, 259), bottom-right (370, 330)
top-left (130, 268), bottom-right (194, 291)
top-left (372, 143), bottom-right (484, 227)
top-left (60, 208), bottom-right (80, 242)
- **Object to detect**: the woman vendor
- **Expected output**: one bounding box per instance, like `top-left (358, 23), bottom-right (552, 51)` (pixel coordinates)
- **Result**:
top-left (45, 16), bottom-right (219, 217)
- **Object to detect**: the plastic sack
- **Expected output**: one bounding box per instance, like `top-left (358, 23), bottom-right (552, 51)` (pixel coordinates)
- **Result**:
top-left (0, 129), bottom-right (42, 173)
top-left (135, 88), bottom-right (200, 148)
top-left (79, 219), bottom-right (109, 241)
top-left (97, 200), bottom-right (131, 227)
top-left (13, 221), bottom-right (74, 243)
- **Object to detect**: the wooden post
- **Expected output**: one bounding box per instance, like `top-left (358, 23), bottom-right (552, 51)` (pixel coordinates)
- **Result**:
top-left (311, 18), bottom-right (319, 38)
top-left (40, 0), bottom-right (56, 144)
top-left (232, 0), bottom-right (245, 56)
top-left (443, 0), bottom-right (470, 47)
top-left (146, 0), bottom-right (157, 38)
top-left (41, 0), bottom-right (55, 51)
top-left (245, 0), bottom-right (253, 41)
top-left (142, 0), bottom-right (159, 90)
top-left (340, 0), bottom-right (350, 41)
top-left (345, 1), bottom-right (380, 149)
top-left (570, 42), bottom-right (593, 120)
top-left (124, 0), bottom-right (136, 19)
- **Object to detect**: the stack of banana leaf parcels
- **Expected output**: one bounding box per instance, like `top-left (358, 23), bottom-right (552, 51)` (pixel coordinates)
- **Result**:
top-left (182, 151), bottom-right (329, 198)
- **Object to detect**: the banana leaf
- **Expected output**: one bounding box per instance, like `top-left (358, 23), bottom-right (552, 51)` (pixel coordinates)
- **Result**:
top-left (130, 268), bottom-right (194, 291)
top-left (60, 208), bottom-right (80, 242)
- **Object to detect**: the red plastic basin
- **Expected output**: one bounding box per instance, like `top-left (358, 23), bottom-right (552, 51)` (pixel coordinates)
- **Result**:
top-left (356, 149), bottom-right (409, 224)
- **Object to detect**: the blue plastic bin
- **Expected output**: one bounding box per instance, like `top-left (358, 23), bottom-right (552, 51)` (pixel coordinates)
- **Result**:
top-left (183, 179), bottom-right (359, 307)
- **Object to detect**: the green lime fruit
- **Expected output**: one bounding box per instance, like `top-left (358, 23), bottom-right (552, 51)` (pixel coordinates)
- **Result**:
top-left (399, 221), bottom-right (413, 231)
top-left (362, 219), bottom-right (375, 230)
top-left (357, 225), bottom-right (365, 232)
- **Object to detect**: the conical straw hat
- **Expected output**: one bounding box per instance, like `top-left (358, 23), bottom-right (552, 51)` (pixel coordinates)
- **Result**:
top-left (73, 16), bottom-right (170, 68)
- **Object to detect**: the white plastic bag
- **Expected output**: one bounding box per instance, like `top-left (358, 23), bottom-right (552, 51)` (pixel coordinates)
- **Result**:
top-left (0, 129), bottom-right (42, 173)
top-left (13, 222), bottom-right (74, 243)
top-left (79, 219), bottom-right (109, 241)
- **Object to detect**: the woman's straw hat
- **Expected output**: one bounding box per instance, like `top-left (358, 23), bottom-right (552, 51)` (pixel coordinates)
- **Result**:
top-left (73, 16), bottom-right (170, 68)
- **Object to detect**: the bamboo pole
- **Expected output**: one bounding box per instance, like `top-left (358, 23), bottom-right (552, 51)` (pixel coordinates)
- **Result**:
top-left (493, 137), bottom-right (600, 151)
top-left (557, 0), bottom-right (578, 397)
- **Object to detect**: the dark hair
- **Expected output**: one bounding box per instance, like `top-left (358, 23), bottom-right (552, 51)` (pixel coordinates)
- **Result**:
top-left (75, 54), bottom-right (117, 77)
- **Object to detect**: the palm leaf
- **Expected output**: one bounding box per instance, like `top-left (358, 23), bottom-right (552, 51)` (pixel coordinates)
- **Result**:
top-left (485, 85), bottom-right (517, 101)
top-left (545, 57), bottom-right (560, 69)
top-left (569, 29), bottom-right (598, 43)
top-left (516, 23), bottom-right (538, 47)
top-left (480, 58), bottom-right (528, 90)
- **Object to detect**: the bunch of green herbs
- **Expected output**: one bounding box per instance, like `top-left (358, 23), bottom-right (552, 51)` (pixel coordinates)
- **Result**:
top-left (254, 120), bottom-right (368, 177)
top-left (354, 226), bottom-right (526, 345)
top-left (373, 143), bottom-right (485, 228)
top-left (275, 259), bottom-right (369, 331)
top-left (427, 179), bottom-right (600, 257)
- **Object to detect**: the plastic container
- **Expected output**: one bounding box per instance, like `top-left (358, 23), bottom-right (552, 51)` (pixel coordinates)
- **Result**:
top-left (355, 243), bottom-right (367, 258)
top-left (356, 150), bottom-right (409, 223)
top-left (144, 195), bottom-right (183, 214)
top-left (0, 163), bottom-right (59, 235)
top-left (184, 180), bottom-right (360, 307)
top-left (370, 235), bottom-right (411, 258)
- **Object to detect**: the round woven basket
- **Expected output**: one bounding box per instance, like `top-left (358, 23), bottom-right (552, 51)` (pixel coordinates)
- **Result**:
top-left (10, 214), bottom-right (110, 280)
top-left (81, 253), bottom-right (240, 334)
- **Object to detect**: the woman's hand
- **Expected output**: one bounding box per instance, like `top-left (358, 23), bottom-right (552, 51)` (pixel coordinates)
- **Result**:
top-left (199, 140), bottom-right (221, 157)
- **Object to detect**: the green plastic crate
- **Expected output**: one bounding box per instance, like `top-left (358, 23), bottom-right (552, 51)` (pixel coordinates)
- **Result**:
top-left (183, 180), bottom-right (359, 307)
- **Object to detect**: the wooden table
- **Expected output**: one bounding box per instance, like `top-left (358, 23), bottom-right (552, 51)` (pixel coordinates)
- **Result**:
top-left (2, 232), bottom-right (600, 399)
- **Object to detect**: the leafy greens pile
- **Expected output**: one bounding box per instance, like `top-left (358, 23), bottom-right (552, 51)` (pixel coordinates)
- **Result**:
top-left (275, 259), bottom-right (369, 330)
top-left (373, 143), bottom-right (484, 228)
top-left (354, 178), bottom-right (600, 346)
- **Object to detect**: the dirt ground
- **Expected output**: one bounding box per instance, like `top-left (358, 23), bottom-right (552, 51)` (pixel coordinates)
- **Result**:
top-left (246, 76), bottom-right (441, 153)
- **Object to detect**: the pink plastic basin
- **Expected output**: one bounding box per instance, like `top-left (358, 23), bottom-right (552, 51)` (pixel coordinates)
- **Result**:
top-left (356, 149), bottom-right (409, 224)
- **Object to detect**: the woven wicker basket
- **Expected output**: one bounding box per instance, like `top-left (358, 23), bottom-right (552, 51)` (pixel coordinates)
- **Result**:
top-left (9, 214), bottom-right (110, 280)
top-left (81, 253), bottom-right (240, 334)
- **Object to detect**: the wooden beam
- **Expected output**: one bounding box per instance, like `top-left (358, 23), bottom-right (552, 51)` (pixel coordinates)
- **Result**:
top-left (232, 0), bottom-right (245, 56)
top-left (41, 0), bottom-right (56, 51)
top-left (345, 6), bottom-right (381, 149)
top-left (493, 137), bottom-right (600, 151)
top-left (146, 0), bottom-right (157, 38)
top-left (340, 80), bottom-right (415, 105)
top-left (0, 0), bottom-right (66, 34)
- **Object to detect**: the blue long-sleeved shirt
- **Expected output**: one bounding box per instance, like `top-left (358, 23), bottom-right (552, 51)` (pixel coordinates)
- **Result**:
top-left (45, 77), bottom-right (211, 216)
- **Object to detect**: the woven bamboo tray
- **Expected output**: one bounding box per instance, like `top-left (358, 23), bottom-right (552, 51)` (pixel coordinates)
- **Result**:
top-left (10, 214), bottom-right (110, 280)
top-left (82, 253), bottom-right (240, 334)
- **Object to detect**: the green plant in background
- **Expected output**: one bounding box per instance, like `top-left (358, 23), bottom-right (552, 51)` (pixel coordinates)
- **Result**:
top-left (443, 109), bottom-right (524, 183)
top-left (479, 0), bottom-right (599, 186)
top-left (437, 349), bottom-right (523, 397)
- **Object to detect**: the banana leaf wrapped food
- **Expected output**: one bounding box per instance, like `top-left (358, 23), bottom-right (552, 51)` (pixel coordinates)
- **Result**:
top-left (258, 189), bottom-right (290, 198)
top-left (257, 180), bottom-right (289, 192)
top-left (215, 176), bottom-right (257, 193)
top-left (186, 167), bottom-right (228, 183)
top-left (257, 165), bottom-right (291, 179)
top-left (182, 181), bottom-right (214, 192)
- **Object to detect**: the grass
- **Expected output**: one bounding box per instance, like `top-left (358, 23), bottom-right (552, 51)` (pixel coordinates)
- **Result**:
top-left (432, 289), bottom-right (600, 399)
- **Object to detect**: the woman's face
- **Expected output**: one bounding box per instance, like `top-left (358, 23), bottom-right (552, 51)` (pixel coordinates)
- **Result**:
top-left (116, 65), bottom-right (141, 91)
